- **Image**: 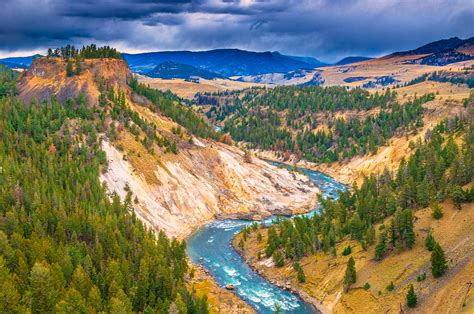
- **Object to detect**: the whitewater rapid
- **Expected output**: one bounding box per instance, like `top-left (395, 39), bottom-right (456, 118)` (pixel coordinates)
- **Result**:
top-left (186, 163), bottom-right (346, 313)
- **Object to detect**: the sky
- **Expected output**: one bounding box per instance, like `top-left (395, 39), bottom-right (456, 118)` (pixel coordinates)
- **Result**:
top-left (0, 0), bottom-right (472, 62)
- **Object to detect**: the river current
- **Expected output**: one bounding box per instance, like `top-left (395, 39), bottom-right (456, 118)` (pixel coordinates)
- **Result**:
top-left (186, 164), bottom-right (346, 313)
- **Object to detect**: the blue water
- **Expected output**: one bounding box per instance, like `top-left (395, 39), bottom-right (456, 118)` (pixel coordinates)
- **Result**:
top-left (186, 163), bottom-right (345, 313)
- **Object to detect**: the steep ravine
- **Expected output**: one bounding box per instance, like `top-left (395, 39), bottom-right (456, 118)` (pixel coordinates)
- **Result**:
top-left (100, 138), bottom-right (319, 238)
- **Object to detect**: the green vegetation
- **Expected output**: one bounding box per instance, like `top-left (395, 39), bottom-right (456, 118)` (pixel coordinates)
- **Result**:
top-left (215, 86), bottom-right (433, 162)
top-left (66, 59), bottom-right (74, 77)
top-left (47, 44), bottom-right (122, 59)
top-left (425, 230), bottom-right (436, 251)
top-left (293, 262), bottom-right (306, 283)
top-left (404, 70), bottom-right (474, 88)
top-left (261, 109), bottom-right (473, 266)
top-left (0, 64), bottom-right (18, 96)
top-left (431, 202), bottom-right (444, 219)
top-left (416, 272), bottom-right (426, 282)
top-left (343, 257), bottom-right (356, 291)
top-left (386, 281), bottom-right (395, 291)
top-left (431, 243), bottom-right (448, 278)
top-left (0, 91), bottom-right (208, 311)
top-left (273, 250), bottom-right (284, 267)
top-left (406, 284), bottom-right (417, 308)
top-left (101, 85), bottom-right (178, 154)
top-left (130, 78), bottom-right (219, 140)
top-left (342, 245), bottom-right (352, 256)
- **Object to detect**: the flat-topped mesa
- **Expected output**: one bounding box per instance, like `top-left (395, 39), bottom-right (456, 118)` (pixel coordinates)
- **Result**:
top-left (18, 57), bottom-right (131, 105)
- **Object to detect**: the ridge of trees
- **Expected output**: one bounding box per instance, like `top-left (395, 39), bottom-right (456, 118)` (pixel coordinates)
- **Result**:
top-left (47, 44), bottom-right (122, 60)
top-left (202, 85), bottom-right (435, 162)
top-left (404, 69), bottom-right (474, 88)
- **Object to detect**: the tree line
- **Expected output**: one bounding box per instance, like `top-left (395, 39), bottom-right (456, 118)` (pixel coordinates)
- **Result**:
top-left (47, 44), bottom-right (122, 60)
top-left (222, 86), bottom-right (433, 162)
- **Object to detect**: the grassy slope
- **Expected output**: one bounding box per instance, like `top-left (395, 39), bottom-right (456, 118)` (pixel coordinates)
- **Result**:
top-left (234, 200), bottom-right (473, 313)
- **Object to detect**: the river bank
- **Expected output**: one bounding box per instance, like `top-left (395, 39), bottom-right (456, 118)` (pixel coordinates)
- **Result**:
top-left (232, 200), bottom-right (474, 313)
top-left (231, 238), bottom-right (326, 313)
top-left (186, 166), bottom-right (344, 313)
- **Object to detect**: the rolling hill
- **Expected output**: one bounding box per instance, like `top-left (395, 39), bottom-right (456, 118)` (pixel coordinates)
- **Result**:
top-left (336, 56), bottom-right (373, 65)
top-left (145, 61), bottom-right (223, 80)
top-left (389, 36), bottom-right (474, 65)
top-left (0, 54), bottom-right (40, 68)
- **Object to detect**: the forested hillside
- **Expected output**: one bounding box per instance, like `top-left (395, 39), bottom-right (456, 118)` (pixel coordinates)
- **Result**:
top-left (0, 54), bottom-right (209, 313)
top-left (238, 102), bottom-right (473, 273)
top-left (0, 64), bottom-right (18, 96)
top-left (200, 86), bottom-right (433, 162)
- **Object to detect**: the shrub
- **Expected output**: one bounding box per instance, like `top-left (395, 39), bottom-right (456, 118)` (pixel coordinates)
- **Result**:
top-left (386, 281), bottom-right (395, 291)
top-left (431, 203), bottom-right (444, 219)
top-left (342, 245), bottom-right (352, 256)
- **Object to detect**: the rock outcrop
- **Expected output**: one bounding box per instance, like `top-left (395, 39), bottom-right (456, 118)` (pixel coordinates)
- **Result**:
top-left (100, 138), bottom-right (318, 238)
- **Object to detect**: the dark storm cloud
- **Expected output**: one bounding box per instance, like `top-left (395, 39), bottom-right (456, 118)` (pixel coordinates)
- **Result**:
top-left (0, 0), bottom-right (472, 61)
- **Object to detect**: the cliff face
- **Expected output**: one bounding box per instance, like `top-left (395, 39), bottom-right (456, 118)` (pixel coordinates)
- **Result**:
top-left (21, 57), bottom-right (319, 238)
top-left (19, 58), bottom-right (130, 105)
top-left (101, 139), bottom-right (318, 238)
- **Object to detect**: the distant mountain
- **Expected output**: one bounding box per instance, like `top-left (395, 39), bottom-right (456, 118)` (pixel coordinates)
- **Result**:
top-left (145, 61), bottom-right (223, 80)
top-left (283, 54), bottom-right (327, 67)
top-left (389, 37), bottom-right (474, 66)
top-left (336, 56), bottom-right (373, 65)
top-left (393, 37), bottom-right (472, 56)
top-left (0, 54), bottom-right (40, 68)
top-left (122, 49), bottom-right (321, 77)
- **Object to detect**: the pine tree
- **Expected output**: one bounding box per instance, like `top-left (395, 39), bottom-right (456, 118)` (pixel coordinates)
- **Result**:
top-left (29, 262), bottom-right (59, 314)
top-left (293, 262), bottom-right (306, 283)
top-left (425, 230), bottom-right (436, 251)
top-left (431, 243), bottom-right (448, 277)
top-left (375, 230), bottom-right (387, 260)
top-left (450, 185), bottom-right (465, 210)
top-left (431, 202), bottom-right (444, 219)
top-left (406, 284), bottom-right (417, 308)
top-left (273, 250), bottom-right (284, 267)
top-left (343, 257), bottom-right (356, 291)
top-left (75, 57), bottom-right (82, 75)
top-left (66, 60), bottom-right (74, 77)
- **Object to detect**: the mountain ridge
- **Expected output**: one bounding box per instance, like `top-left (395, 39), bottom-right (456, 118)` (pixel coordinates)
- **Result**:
top-left (145, 61), bottom-right (224, 80)
top-left (122, 48), bottom-right (323, 77)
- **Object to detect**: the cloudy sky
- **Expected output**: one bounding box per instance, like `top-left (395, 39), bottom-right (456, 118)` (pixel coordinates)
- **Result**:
top-left (0, 0), bottom-right (472, 62)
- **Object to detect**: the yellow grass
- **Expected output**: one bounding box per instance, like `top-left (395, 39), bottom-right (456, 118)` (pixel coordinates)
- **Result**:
top-left (235, 201), bottom-right (474, 313)
top-left (137, 75), bottom-right (267, 99)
